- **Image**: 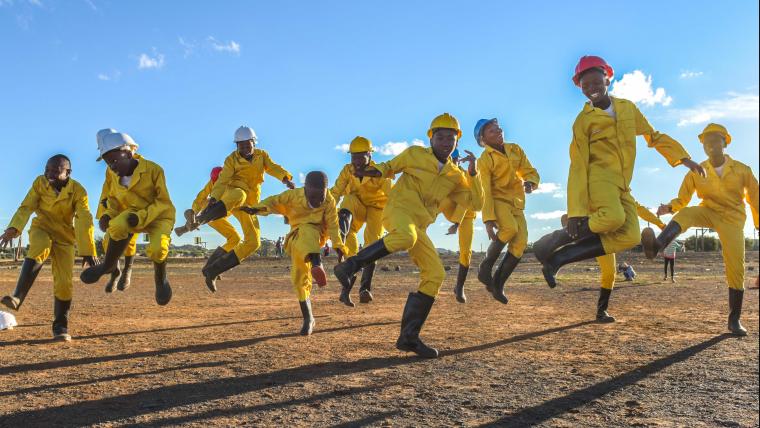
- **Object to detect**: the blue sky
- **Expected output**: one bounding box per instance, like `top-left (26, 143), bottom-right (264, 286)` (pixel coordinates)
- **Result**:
top-left (1, 0), bottom-right (758, 252)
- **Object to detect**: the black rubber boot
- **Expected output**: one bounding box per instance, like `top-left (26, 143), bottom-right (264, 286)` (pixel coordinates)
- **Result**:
top-left (117, 256), bottom-right (134, 291)
top-left (453, 263), bottom-right (469, 304)
top-left (596, 288), bottom-right (615, 323)
top-left (728, 288), bottom-right (747, 336)
top-left (477, 239), bottom-right (506, 291)
top-left (153, 261), bottom-right (172, 306)
top-left (334, 239), bottom-right (390, 307)
top-left (359, 262), bottom-right (376, 303)
top-left (80, 235), bottom-right (132, 284)
top-left (1, 258), bottom-right (43, 311)
top-left (195, 200), bottom-right (228, 225)
top-left (203, 250), bottom-right (240, 292)
top-left (541, 234), bottom-right (606, 288)
top-left (299, 299), bottom-right (315, 336)
top-left (533, 229), bottom-right (573, 264)
top-left (52, 298), bottom-right (72, 341)
top-left (105, 259), bottom-right (121, 293)
top-left (491, 253), bottom-right (520, 304)
top-left (641, 222), bottom-right (681, 260)
top-left (203, 247), bottom-right (227, 272)
top-left (338, 209), bottom-right (352, 241)
top-left (396, 292), bottom-right (438, 358)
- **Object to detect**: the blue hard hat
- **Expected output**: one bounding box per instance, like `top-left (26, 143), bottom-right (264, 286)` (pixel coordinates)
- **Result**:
top-left (473, 118), bottom-right (498, 146)
top-left (451, 148), bottom-right (460, 160)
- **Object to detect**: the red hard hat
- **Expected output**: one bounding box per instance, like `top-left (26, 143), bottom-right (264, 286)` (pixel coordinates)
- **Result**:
top-left (210, 166), bottom-right (223, 183)
top-left (572, 55), bottom-right (614, 87)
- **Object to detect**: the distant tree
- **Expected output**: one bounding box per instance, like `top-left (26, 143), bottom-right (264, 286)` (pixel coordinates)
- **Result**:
top-left (684, 235), bottom-right (720, 252)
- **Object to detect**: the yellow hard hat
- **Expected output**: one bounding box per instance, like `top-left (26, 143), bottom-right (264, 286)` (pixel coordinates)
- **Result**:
top-left (698, 123), bottom-right (731, 145)
top-left (427, 113), bottom-right (462, 140)
top-left (349, 136), bottom-right (373, 153)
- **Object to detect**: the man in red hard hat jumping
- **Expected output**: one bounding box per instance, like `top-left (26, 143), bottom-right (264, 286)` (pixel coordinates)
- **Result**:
top-left (533, 55), bottom-right (706, 300)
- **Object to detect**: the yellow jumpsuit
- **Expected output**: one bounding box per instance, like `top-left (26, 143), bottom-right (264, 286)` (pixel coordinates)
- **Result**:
top-left (253, 189), bottom-right (347, 301)
top-left (373, 146), bottom-right (483, 298)
top-left (8, 176), bottom-right (97, 301)
top-left (209, 149), bottom-right (292, 260)
top-left (478, 143), bottom-right (539, 258)
top-left (102, 158), bottom-right (175, 263)
top-left (191, 179), bottom-right (241, 252)
top-left (597, 202), bottom-right (665, 290)
top-left (440, 189), bottom-right (477, 267)
top-left (97, 155), bottom-right (140, 256)
top-left (668, 156), bottom-right (759, 290)
top-left (567, 97), bottom-right (691, 254)
top-left (330, 161), bottom-right (392, 256)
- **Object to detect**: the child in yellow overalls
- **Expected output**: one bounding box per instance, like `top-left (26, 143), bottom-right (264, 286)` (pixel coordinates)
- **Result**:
top-left (80, 132), bottom-right (176, 306)
top-left (534, 55), bottom-right (704, 288)
top-left (439, 148), bottom-right (478, 304)
top-left (0, 155), bottom-right (97, 341)
top-left (176, 166), bottom-right (242, 277)
top-left (95, 128), bottom-right (140, 293)
top-left (334, 113), bottom-right (483, 358)
top-left (641, 123), bottom-right (759, 336)
top-left (242, 171), bottom-right (346, 335)
top-left (191, 126), bottom-right (295, 292)
top-left (474, 118), bottom-right (540, 305)
top-left (331, 136), bottom-right (392, 305)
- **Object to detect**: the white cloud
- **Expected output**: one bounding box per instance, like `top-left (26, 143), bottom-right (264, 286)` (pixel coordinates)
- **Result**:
top-left (530, 210), bottom-right (565, 220)
top-left (474, 226), bottom-right (484, 231)
top-left (298, 172), bottom-right (306, 184)
top-left (533, 182), bottom-right (565, 198)
top-left (675, 92), bottom-right (759, 127)
top-left (376, 139), bottom-right (425, 156)
top-left (640, 166), bottom-right (661, 174)
top-left (679, 70), bottom-right (703, 79)
top-left (334, 143), bottom-right (351, 153)
top-left (97, 70), bottom-right (121, 82)
top-left (178, 37), bottom-right (196, 58)
top-left (208, 37), bottom-right (241, 55)
top-left (138, 51), bottom-right (165, 70)
top-left (0, 0), bottom-right (42, 6)
top-left (610, 70), bottom-right (672, 107)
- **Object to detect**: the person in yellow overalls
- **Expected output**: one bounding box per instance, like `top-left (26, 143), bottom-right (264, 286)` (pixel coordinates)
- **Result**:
top-left (334, 113), bottom-right (483, 358)
top-left (0, 155), bottom-right (97, 341)
top-left (474, 118), bottom-right (540, 304)
top-left (641, 123), bottom-right (759, 336)
top-left (80, 132), bottom-right (176, 306)
top-left (439, 148), bottom-right (478, 304)
top-left (188, 126), bottom-right (295, 292)
top-left (560, 201), bottom-right (665, 323)
top-left (241, 171), bottom-right (346, 335)
top-left (95, 128), bottom-right (140, 293)
top-left (533, 55), bottom-right (704, 287)
top-left (330, 136), bottom-right (392, 305)
top-left (176, 166), bottom-right (242, 276)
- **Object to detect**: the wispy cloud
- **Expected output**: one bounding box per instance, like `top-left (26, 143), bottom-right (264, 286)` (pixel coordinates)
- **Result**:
top-left (640, 166), bottom-right (661, 174)
top-left (679, 70), bottom-right (703, 79)
top-left (675, 92), bottom-right (759, 127)
top-left (178, 37), bottom-right (196, 58)
top-left (334, 139), bottom-right (425, 156)
top-left (334, 143), bottom-right (351, 153)
top-left (0, 0), bottom-right (43, 6)
top-left (208, 37), bottom-right (241, 55)
top-left (610, 70), bottom-right (672, 107)
top-left (533, 182), bottom-right (565, 198)
top-left (138, 51), bottom-right (165, 70)
top-left (298, 172), bottom-right (306, 184)
top-left (97, 70), bottom-right (121, 82)
top-left (530, 210), bottom-right (565, 220)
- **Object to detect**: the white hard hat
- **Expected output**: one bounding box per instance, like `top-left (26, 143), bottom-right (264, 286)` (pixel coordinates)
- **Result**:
top-left (97, 132), bottom-right (137, 161)
top-left (0, 310), bottom-right (17, 330)
top-left (96, 128), bottom-right (117, 149)
top-left (234, 126), bottom-right (257, 143)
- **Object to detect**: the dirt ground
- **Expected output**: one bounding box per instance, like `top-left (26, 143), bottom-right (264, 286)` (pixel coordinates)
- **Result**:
top-left (0, 251), bottom-right (758, 427)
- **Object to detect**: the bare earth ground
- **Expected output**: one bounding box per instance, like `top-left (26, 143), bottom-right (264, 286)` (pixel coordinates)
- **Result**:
top-left (1, 251), bottom-right (758, 427)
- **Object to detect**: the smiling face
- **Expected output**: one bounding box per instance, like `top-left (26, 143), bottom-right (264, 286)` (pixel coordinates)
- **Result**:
top-left (236, 139), bottom-right (255, 158)
top-left (351, 152), bottom-right (371, 169)
top-left (579, 68), bottom-right (610, 106)
top-left (702, 132), bottom-right (726, 160)
top-left (482, 120), bottom-right (504, 148)
top-left (45, 156), bottom-right (71, 186)
top-left (102, 149), bottom-right (134, 177)
top-left (430, 128), bottom-right (458, 161)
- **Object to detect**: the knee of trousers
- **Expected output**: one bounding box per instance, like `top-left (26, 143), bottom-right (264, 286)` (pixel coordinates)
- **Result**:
top-left (459, 250), bottom-right (472, 267)
top-left (124, 235), bottom-right (139, 257)
top-left (590, 207), bottom-right (627, 234)
top-left (234, 236), bottom-right (261, 260)
top-left (383, 228), bottom-right (416, 253)
top-left (147, 237), bottom-right (170, 263)
top-left (221, 188), bottom-right (247, 210)
top-left (221, 236), bottom-right (241, 252)
top-left (54, 281), bottom-right (74, 301)
top-left (600, 270), bottom-right (616, 290)
top-left (107, 213), bottom-right (133, 241)
top-left (418, 263), bottom-right (446, 296)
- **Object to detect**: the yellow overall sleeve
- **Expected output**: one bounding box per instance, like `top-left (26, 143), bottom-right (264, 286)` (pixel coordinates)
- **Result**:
top-left (254, 191), bottom-right (291, 216)
top-left (135, 167), bottom-right (174, 229)
top-left (634, 105), bottom-right (689, 166)
top-left (478, 155), bottom-right (497, 222)
top-left (8, 181), bottom-right (40, 235)
top-left (744, 170), bottom-right (760, 229)
top-left (324, 196), bottom-right (347, 252)
top-left (210, 154), bottom-right (236, 201)
top-left (73, 186), bottom-right (97, 256)
top-left (567, 122), bottom-right (591, 217)
top-left (515, 146), bottom-right (540, 186)
top-left (669, 173), bottom-right (696, 213)
top-left (635, 202), bottom-right (664, 228)
top-left (262, 151), bottom-right (293, 182)
top-left (191, 180), bottom-right (214, 213)
top-left (95, 171), bottom-right (112, 220)
top-left (330, 165), bottom-right (351, 199)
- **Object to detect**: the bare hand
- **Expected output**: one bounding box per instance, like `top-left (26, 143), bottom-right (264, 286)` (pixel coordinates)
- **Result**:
top-left (485, 221), bottom-right (498, 241)
top-left (657, 204), bottom-right (672, 216)
top-left (127, 213), bottom-right (139, 228)
top-left (81, 255), bottom-right (99, 268)
top-left (0, 228), bottom-right (18, 248)
top-left (524, 182), bottom-right (536, 194)
top-left (239, 206), bottom-right (261, 215)
top-left (283, 178), bottom-right (296, 189)
top-left (446, 223), bottom-right (459, 235)
top-left (681, 158), bottom-right (706, 177)
top-left (461, 150), bottom-right (477, 176)
top-left (98, 215), bottom-right (111, 233)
